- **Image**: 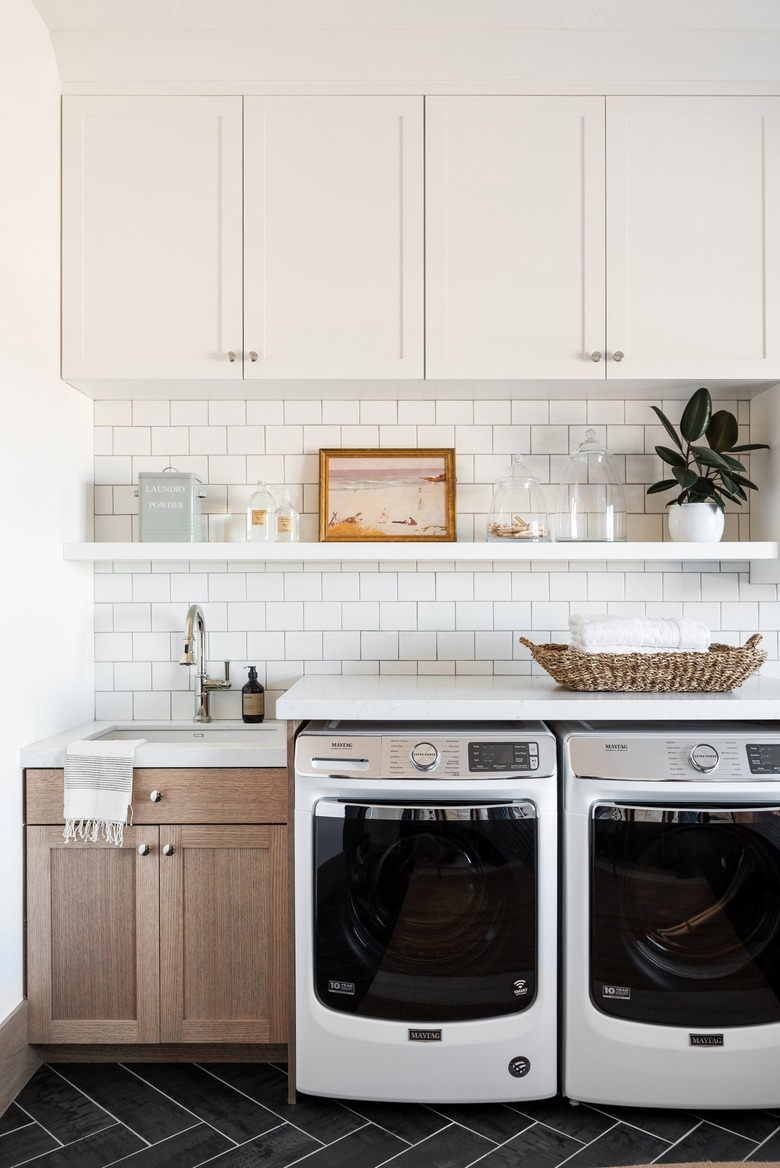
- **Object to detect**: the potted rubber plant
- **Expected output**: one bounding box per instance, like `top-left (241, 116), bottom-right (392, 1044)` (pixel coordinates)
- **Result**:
top-left (647, 387), bottom-right (767, 542)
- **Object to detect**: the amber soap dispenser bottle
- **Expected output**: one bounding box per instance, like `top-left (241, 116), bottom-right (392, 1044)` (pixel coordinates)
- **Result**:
top-left (242, 666), bottom-right (265, 723)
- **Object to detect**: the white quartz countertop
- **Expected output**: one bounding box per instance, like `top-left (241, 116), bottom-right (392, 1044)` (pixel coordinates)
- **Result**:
top-left (21, 719), bottom-right (287, 769)
top-left (275, 674), bottom-right (780, 722)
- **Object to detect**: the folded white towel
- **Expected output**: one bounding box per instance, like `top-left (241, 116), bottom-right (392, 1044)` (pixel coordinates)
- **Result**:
top-left (63, 738), bottom-right (146, 847)
top-left (572, 644), bottom-right (707, 655)
top-left (569, 615), bottom-right (711, 653)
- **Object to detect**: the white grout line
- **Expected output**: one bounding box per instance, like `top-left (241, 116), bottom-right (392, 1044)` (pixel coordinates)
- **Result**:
top-left (746, 1120), bottom-right (780, 1161)
top-left (102, 1120), bottom-right (205, 1167)
top-left (650, 1118), bottom-right (704, 1164)
top-left (48, 1064), bottom-right (152, 1148)
top-left (422, 1105), bottom-right (502, 1146)
top-left (195, 1064), bottom-right (326, 1147)
top-left (335, 1101), bottom-right (419, 1147)
top-left (9, 1102), bottom-right (64, 1150)
top-left (0, 1123), bottom-right (35, 1142)
top-left (118, 1065), bottom-right (238, 1147)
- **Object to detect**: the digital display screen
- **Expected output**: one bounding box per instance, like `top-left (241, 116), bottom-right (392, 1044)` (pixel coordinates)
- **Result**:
top-left (468, 742), bottom-right (537, 772)
top-left (746, 744), bottom-right (780, 775)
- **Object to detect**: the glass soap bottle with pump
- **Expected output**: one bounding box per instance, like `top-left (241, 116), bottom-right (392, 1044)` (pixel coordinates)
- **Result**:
top-left (274, 489), bottom-right (299, 542)
top-left (246, 481), bottom-right (276, 542)
top-left (242, 666), bottom-right (265, 723)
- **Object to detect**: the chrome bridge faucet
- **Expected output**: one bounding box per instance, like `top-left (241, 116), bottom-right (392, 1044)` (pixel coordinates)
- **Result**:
top-left (179, 604), bottom-right (231, 723)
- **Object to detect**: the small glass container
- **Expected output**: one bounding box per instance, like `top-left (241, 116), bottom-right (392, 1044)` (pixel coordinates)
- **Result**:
top-left (556, 429), bottom-right (626, 542)
top-left (274, 489), bottom-right (299, 543)
top-left (246, 481), bottom-right (276, 543)
top-left (486, 455), bottom-right (550, 542)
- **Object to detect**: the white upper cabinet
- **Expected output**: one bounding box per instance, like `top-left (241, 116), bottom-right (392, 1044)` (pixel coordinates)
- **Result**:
top-left (425, 97), bottom-right (606, 379)
top-left (243, 97), bottom-right (423, 379)
top-left (606, 97), bottom-right (780, 379)
top-left (62, 97), bottom-right (243, 380)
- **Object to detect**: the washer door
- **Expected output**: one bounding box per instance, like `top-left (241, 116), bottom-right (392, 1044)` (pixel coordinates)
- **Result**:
top-left (591, 804), bottom-right (780, 1026)
top-left (314, 801), bottom-right (537, 1022)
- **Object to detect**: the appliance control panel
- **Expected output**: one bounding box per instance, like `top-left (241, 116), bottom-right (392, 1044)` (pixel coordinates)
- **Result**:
top-left (295, 721), bottom-right (556, 780)
top-left (568, 730), bottom-right (780, 781)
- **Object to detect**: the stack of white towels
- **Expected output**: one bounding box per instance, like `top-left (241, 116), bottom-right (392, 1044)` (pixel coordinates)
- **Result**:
top-left (569, 614), bottom-right (711, 655)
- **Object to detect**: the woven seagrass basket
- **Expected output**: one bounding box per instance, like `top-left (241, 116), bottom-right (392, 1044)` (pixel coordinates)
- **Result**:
top-left (518, 633), bottom-right (766, 692)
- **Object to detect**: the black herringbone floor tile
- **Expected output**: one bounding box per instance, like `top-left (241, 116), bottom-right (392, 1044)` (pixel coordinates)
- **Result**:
top-left (374, 1123), bottom-right (495, 1168)
top-left (426, 1101), bottom-right (535, 1143)
top-left (654, 1119), bottom-right (758, 1162)
top-left (0, 1108), bottom-right (27, 1140)
top-left (15, 1123), bottom-right (145, 1168)
top-left (337, 1098), bottom-right (449, 1143)
top-left (56, 1063), bottom-right (194, 1144)
top-left (13, 1066), bottom-right (114, 1144)
top-left (560, 1122), bottom-right (670, 1167)
top-left (191, 1122), bottom-right (319, 1167)
top-left (126, 1064), bottom-right (280, 1143)
top-left (470, 1120), bottom-right (583, 1168)
top-left (0, 1121), bottom-right (59, 1168)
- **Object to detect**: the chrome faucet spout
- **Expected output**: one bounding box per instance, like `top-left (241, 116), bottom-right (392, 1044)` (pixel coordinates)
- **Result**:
top-left (179, 604), bottom-right (231, 724)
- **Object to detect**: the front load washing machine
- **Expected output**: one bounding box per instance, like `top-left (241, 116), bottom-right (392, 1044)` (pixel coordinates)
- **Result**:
top-left (294, 721), bottom-right (557, 1103)
top-left (555, 721), bottom-right (780, 1110)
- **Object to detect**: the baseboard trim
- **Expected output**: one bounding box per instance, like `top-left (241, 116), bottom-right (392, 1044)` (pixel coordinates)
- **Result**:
top-left (36, 1043), bottom-right (288, 1063)
top-left (0, 1001), bottom-right (40, 1117)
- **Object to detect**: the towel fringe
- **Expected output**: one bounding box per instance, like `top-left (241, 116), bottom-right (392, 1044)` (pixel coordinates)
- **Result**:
top-left (63, 817), bottom-right (126, 847)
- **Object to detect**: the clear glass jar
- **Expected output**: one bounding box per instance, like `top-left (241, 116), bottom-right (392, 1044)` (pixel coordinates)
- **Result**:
top-left (246, 481), bottom-right (276, 543)
top-left (556, 429), bottom-right (626, 542)
top-left (274, 489), bottom-right (300, 543)
top-left (486, 455), bottom-right (550, 542)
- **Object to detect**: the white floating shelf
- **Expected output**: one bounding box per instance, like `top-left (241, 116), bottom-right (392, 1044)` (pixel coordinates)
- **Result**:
top-left (64, 540), bottom-right (778, 563)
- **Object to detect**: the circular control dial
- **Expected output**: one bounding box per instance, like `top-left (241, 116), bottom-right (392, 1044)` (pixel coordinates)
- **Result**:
top-left (689, 743), bottom-right (720, 773)
top-left (410, 742), bottom-right (439, 771)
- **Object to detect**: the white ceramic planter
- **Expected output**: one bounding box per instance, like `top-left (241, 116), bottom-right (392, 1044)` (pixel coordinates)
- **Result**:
top-left (667, 502), bottom-right (725, 543)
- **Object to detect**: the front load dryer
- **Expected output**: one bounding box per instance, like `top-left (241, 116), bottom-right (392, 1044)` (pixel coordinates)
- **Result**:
top-left (294, 721), bottom-right (558, 1103)
top-left (555, 721), bottom-right (780, 1110)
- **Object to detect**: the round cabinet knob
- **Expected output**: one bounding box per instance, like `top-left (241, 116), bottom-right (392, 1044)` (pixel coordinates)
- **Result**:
top-left (410, 742), bottom-right (439, 772)
top-left (149, 790), bottom-right (163, 802)
top-left (162, 844), bottom-right (176, 856)
top-left (612, 350), bottom-right (625, 363)
top-left (249, 351), bottom-right (259, 362)
top-left (591, 351), bottom-right (603, 363)
top-left (137, 844), bottom-right (151, 856)
top-left (690, 744), bottom-right (720, 773)
top-left (226, 351), bottom-right (237, 362)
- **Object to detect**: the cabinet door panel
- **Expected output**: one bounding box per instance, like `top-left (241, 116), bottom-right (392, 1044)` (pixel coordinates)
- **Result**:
top-left (27, 827), bottom-right (159, 1043)
top-left (244, 96), bottom-right (423, 379)
top-left (160, 826), bottom-right (287, 1043)
top-left (426, 96), bottom-right (606, 379)
top-left (62, 96), bottom-right (243, 379)
top-left (607, 97), bottom-right (780, 378)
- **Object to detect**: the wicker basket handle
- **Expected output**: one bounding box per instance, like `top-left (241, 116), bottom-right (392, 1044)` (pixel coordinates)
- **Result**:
top-left (745, 633), bottom-right (763, 649)
top-left (518, 637), bottom-right (535, 651)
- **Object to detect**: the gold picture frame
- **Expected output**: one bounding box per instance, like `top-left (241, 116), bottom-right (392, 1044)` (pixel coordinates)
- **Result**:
top-left (318, 448), bottom-right (456, 542)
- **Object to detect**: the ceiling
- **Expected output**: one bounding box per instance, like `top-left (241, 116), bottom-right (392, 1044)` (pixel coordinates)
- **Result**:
top-left (29, 0), bottom-right (780, 32)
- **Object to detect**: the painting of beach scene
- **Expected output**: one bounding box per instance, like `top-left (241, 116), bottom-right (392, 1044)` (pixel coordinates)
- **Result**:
top-left (319, 449), bottom-right (456, 542)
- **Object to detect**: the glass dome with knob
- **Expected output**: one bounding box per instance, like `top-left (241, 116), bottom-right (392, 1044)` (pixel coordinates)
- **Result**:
top-left (556, 429), bottom-right (627, 542)
top-left (486, 455), bottom-right (550, 543)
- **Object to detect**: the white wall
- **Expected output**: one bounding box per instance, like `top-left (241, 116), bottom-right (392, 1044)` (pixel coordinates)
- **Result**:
top-left (0, 0), bottom-right (93, 1024)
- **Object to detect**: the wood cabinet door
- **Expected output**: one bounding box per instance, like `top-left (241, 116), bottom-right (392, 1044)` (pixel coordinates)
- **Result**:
top-left (26, 827), bottom-right (160, 1043)
top-left (606, 97), bottom-right (780, 379)
top-left (159, 826), bottom-right (287, 1043)
top-left (425, 96), bottom-right (606, 379)
top-left (62, 96), bottom-right (243, 380)
top-left (243, 96), bottom-right (424, 379)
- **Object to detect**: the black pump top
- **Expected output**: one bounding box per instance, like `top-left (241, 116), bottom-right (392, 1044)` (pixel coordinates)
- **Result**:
top-left (246, 666), bottom-right (258, 682)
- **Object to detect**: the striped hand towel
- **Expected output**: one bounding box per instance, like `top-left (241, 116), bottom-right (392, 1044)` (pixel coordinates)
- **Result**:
top-left (63, 738), bottom-right (146, 847)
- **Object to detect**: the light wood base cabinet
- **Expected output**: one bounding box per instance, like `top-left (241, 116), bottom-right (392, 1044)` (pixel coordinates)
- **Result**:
top-left (25, 769), bottom-right (287, 1050)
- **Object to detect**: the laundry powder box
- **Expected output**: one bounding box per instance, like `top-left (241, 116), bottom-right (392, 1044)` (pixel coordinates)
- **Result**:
top-left (135, 467), bottom-right (206, 542)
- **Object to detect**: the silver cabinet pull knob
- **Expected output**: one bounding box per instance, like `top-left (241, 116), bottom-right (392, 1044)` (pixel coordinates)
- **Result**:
top-left (591, 351), bottom-right (602, 363)
top-left (137, 844), bottom-right (151, 856)
top-left (150, 790), bottom-right (162, 802)
top-left (249, 351), bottom-right (259, 362)
top-left (613, 350), bottom-right (624, 362)
top-left (162, 844), bottom-right (175, 856)
top-left (227, 351), bottom-right (237, 362)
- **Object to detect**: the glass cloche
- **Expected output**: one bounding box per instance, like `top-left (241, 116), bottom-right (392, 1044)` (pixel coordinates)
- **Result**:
top-left (556, 429), bottom-right (626, 542)
top-left (486, 455), bottom-right (550, 542)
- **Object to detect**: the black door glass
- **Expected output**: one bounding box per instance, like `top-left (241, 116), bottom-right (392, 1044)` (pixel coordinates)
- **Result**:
top-left (314, 804), bottom-right (537, 1022)
top-left (591, 807), bottom-right (780, 1027)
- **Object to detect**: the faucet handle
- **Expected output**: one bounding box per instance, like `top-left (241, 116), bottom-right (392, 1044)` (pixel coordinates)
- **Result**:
top-left (223, 660), bottom-right (230, 683)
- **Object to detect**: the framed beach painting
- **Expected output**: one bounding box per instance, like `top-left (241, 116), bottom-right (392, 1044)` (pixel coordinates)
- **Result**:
top-left (319, 449), bottom-right (456, 542)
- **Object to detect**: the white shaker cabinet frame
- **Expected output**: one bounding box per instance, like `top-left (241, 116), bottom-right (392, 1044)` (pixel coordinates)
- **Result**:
top-left (425, 96), bottom-right (607, 380)
top-left (605, 96), bottom-right (780, 380)
top-left (62, 96), bottom-right (244, 380)
top-left (243, 96), bottom-right (424, 380)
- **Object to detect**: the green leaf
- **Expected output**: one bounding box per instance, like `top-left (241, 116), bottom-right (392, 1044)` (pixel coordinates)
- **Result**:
top-left (729, 472), bottom-right (759, 491)
top-left (731, 443), bottom-right (770, 452)
top-left (650, 405), bottom-right (683, 451)
top-left (680, 387), bottom-right (712, 442)
top-left (706, 410), bottom-right (739, 452)
top-left (673, 466), bottom-right (699, 489)
top-left (656, 445), bottom-right (687, 468)
top-left (646, 479), bottom-right (678, 495)
top-left (691, 445), bottom-right (732, 472)
top-left (721, 453), bottom-right (747, 472)
top-left (720, 471), bottom-right (737, 495)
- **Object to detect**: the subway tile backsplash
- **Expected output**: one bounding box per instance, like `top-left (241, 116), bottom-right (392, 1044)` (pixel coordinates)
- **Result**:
top-left (91, 396), bottom-right (774, 720)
